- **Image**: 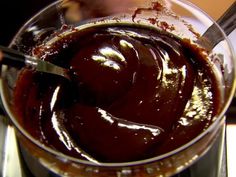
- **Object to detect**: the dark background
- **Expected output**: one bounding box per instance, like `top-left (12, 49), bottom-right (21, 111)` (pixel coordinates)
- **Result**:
top-left (0, 0), bottom-right (55, 46)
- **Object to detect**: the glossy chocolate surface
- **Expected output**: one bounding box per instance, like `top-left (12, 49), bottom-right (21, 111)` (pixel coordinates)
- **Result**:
top-left (13, 24), bottom-right (220, 162)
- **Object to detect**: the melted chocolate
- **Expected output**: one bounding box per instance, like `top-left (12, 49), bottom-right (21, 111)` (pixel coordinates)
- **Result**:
top-left (13, 24), bottom-right (220, 162)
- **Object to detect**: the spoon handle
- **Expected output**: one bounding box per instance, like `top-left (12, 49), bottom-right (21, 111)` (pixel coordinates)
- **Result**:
top-left (217, 1), bottom-right (236, 37)
top-left (0, 45), bottom-right (29, 68)
top-left (203, 1), bottom-right (236, 48)
top-left (0, 45), bottom-right (70, 80)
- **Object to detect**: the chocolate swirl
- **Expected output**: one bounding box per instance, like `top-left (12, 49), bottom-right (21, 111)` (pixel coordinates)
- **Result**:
top-left (14, 24), bottom-right (219, 162)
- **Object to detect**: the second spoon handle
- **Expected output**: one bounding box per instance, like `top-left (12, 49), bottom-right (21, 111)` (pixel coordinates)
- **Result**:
top-left (202, 1), bottom-right (236, 48)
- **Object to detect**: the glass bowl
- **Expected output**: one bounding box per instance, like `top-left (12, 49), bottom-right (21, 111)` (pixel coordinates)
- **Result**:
top-left (0, 0), bottom-right (235, 176)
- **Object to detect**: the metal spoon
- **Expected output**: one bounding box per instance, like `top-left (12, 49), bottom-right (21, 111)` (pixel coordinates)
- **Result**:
top-left (200, 1), bottom-right (236, 49)
top-left (0, 45), bottom-right (70, 80)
